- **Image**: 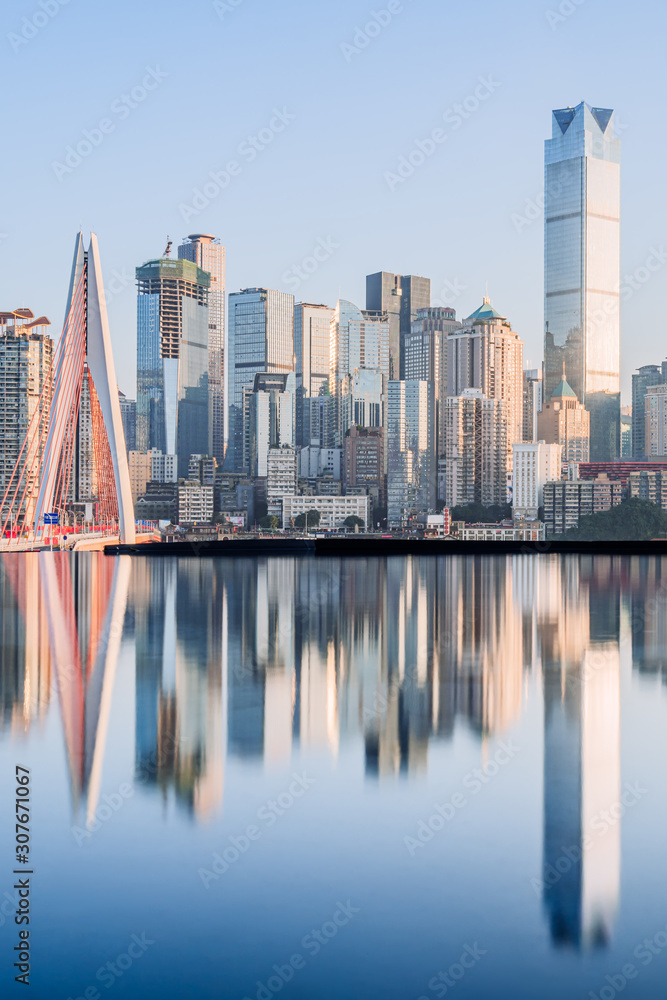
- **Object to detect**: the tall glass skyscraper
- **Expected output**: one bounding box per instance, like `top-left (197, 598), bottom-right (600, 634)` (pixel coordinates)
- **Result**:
top-left (226, 288), bottom-right (294, 471)
top-left (366, 272), bottom-right (430, 380)
top-left (544, 101), bottom-right (621, 461)
top-left (178, 234), bottom-right (226, 465)
top-left (136, 257), bottom-right (210, 478)
top-left (294, 302), bottom-right (333, 447)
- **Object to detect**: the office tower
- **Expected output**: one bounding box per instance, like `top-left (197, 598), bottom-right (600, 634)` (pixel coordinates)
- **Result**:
top-left (512, 441), bottom-right (561, 520)
top-left (544, 102), bottom-right (621, 461)
top-left (330, 300), bottom-right (389, 446)
top-left (118, 390), bottom-right (137, 453)
top-left (0, 309), bottom-right (53, 521)
top-left (447, 297), bottom-right (524, 483)
top-left (366, 272), bottom-right (431, 379)
top-left (523, 368), bottom-right (543, 442)
top-left (178, 234), bottom-right (226, 464)
top-left (136, 255), bottom-right (210, 478)
top-left (632, 364), bottom-right (667, 457)
top-left (246, 372), bottom-right (296, 477)
top-left (227, 288), bottom-right (294, 471)
top-left (538, 371), bottom-right (590, 462)
top-left (644, 384), bottom-right (667, 456)
top-left (387, 380), bottom-right (436, 529)
top-left (405, 306), bottom-right (462, 456)
top-left (303, 391), bottom-right (335, 450)
top-left (344, 426), bottom-right (385, 503)
top-left (295, 303), bottom-right (334, 446)
top-left (441, 389), bottom-right (507, 509)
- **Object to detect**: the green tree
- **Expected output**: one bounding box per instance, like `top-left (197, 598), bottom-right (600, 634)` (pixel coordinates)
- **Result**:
top-left (559, 497), bottom-right (667, 541)
top-left (294, 509), bottom-right (321, 530)
top-left (259, 515), bottom-right (280, 531)
top-left (343, 515), bottom-right (365, 530)
top-left (450, 502), bottom-right (511, 524)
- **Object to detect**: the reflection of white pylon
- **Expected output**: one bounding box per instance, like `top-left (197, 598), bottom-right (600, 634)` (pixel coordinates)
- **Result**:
top-left (29, 233), bottom-right (135, 543)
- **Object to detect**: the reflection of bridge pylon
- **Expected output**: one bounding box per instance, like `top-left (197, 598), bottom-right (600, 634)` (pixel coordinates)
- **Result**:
top-left (0, 233), bottom-right (135, 544)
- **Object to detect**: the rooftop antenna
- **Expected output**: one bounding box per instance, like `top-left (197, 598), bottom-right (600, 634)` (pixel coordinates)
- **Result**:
top-left (164, 237), bottom-right (172, 258)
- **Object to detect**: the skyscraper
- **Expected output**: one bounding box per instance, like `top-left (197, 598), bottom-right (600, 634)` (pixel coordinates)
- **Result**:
top-left (632, 363), bottom-right (667, 458)
top-left (118, 390), bottom-right (137, 453)
top-left (447, 297), bottom-right (524, 484)
top-left (366, 272), bottom-right (430, 380)
top-left (247, 372), bottom-right (296, 477)
top-left (387, 380), bottom-right (436, 528)
top-left (405, 306), bottom-right (462, 458)
top-left (544, 102), bottom-right (621, 461)
top-left (0, 309), bottom-right (53, 523)
top-left (523, 368), bottom-right (543, 442)
top-left (136, 255), bottom-right (210, 477)
top-left (441, 389), bottom-right (507, 509)
top-left (226, 288), bottom-right (294, 471)
top-left (294, 302), bottom-right (333, 447)
top-left (178, 234), bottom-right (226, 465)
top-left (330, 300), bottom-right (389, 447)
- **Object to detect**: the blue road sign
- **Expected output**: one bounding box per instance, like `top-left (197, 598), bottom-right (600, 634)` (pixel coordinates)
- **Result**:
top-left (43, 513), bottom-right (59, 525)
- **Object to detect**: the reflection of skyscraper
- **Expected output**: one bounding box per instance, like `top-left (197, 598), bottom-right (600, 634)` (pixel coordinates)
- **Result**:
top-left (541, 559), bottom-right (620, 950)
top-left (544, 102), bottom-right (621, 461)
top-left (134, 560), bottom-right (224, 820)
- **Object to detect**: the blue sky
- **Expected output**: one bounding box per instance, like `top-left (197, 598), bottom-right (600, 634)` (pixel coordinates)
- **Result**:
top-left (1, 0), bottom-right (665, 400)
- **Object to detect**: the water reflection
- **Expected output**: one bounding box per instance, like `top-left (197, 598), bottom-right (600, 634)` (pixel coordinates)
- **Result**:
top-left (2, 552), bottom-right (667, 963)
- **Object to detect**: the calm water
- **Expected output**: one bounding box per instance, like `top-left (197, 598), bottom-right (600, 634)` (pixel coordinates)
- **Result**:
top-left (1, 553), bottom-right (667, 999)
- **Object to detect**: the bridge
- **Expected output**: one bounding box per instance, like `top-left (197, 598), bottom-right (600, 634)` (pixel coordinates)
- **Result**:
top-left (0, 234), bottom-right (141, 551)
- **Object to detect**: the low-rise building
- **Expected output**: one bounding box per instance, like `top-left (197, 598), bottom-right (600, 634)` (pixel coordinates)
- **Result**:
top-left (543, 475), bottom-right (623, 535)
top-left (422, 512), bottom-right (451, 537)
top-left (282, 494), bottom-right (370, 531)
top-left (178, 480), bottom-right (214, 524)
top-left (459, 521), bottom-right (546, 541)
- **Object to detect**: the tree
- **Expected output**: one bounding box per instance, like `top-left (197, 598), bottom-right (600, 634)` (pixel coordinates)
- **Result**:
top-left (559, 497), bottom-right (667, 541)
top-left (259, 515), bottom-right (279, 531)
top-left (294, 509), bottom-right (321, 530)
top-left (343, 515), bottom-right (365, 530)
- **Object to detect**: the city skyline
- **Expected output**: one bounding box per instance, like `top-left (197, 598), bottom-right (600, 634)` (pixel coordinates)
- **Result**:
top-left (2, 0), bottom-right (665, 406)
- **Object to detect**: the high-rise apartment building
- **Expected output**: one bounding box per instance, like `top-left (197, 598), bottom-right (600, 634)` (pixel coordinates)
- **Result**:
top-left (246, 372), bottom-right (296, 477)
top-left (512, 441), bottom-right (562, 520)
top-left (366, 272), bottom-right (430, 379)
top-left (523, 368), bottom-right (543, 442)
top-left (178, 235), bottom-right (226, 465)
top-left (405, 306), bottom-right (462, 456)
top-left (136, 256), bottom-right (210, 477)
top-left (544, 102), bottom-right (621, 461)
top-left (0, 309), bottom-right (53, 523)
top-left (632, 364), bottom-right (667, 458)
top-left (387, 380), bottom-right (436, 528)
top-left (447, 298), bottom-right (524, 484)
top-left (538, 372), bottom-right (590, 463)
top-left (441, 389), bottom-right (507, 509)
top-left (543, 476), bottom-right (623, 534)
top-left (227, 288), bottom-right (294, 471)
top-left (645, 384), bottom-right (667, 457)
top-left (330, 300), bottom-right (389, 447)
top-left (294, 303), bottom-right (333, 447)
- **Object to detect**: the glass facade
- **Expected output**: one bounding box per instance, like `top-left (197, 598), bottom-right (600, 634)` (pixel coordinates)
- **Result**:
top-left (227, 288), bottom-right (294, 471)
top-left (330, 299), bottom-right (389, 447)
top-left (387, 379), bottom-right (435, 528)
top-left (544, 102), bottom-right (621, 460)
top-left (294, 303), bottom-right (333, 447)
top-left (136, 258), bottom-right (210, 478)
top-left (366, 272), bottom-right (431, 380)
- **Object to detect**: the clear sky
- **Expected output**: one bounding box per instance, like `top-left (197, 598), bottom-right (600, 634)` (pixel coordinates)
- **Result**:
top-left (1, 0), bottom-right (665, 401)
